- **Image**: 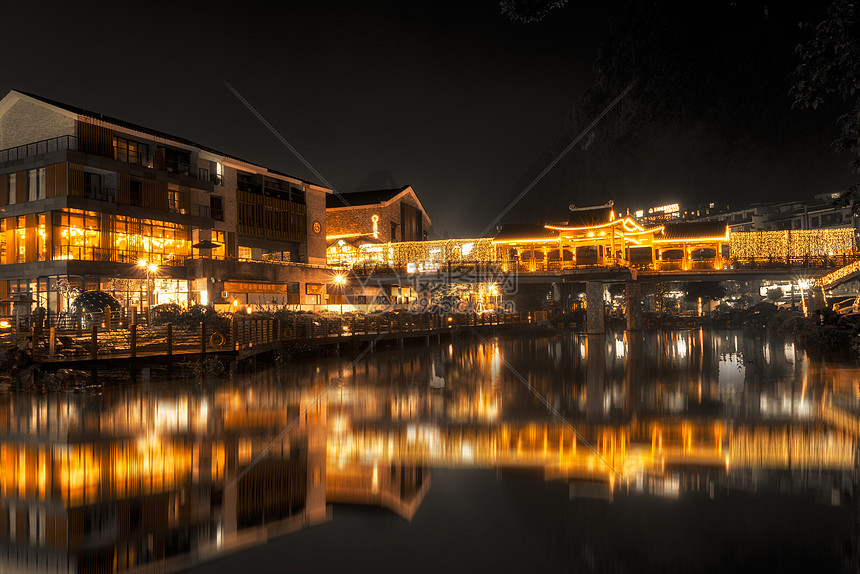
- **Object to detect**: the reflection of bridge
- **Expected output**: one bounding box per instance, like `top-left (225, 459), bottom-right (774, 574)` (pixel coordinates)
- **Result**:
top-left (347, 257), bottom-right (846, 333)
top-left (328, 418), bottom-right (855, 489)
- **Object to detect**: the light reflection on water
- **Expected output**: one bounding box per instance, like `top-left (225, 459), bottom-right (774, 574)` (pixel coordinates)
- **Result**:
top-left (0, 328), bottom-right (858, 573)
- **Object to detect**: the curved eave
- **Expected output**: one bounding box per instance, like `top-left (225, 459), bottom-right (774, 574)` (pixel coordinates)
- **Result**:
top-left (545, 217), bottom-right (647, 233)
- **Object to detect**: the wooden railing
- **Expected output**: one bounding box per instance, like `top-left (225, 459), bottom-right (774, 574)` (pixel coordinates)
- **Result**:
top-left (348, 255), bottom-right (860, 276)
top-left (0, 312), bottom-right (534, 362)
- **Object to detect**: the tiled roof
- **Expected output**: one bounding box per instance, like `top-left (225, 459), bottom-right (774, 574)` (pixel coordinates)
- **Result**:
top-left (12, 90), bottom-right (323, 187)
top-left (494, 224), bottom-right (558, 242)
top-left (660, 221), bottom-right (728, 240)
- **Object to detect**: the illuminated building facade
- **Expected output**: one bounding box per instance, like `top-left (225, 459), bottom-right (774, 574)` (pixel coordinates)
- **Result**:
top-left (325, 186), bottom-right (431, 266)
top-left (496, 203), bottom-right (731, 271)
top-left (0, 90), bottom-right (335, 316)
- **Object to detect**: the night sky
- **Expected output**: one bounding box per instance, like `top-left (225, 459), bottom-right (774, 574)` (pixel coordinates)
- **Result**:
top-left (0, 1), bottom-right (853, 237)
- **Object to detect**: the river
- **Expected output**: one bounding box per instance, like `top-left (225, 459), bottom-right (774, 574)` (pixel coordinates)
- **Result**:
top-left (1, 328), bottom-right (858, 573)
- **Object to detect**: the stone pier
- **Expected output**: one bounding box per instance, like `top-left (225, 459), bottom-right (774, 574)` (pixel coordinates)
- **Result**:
top-left (586, 282), bottom-right (605, 334)
top-left (625, 282), bottom-right (642, 331)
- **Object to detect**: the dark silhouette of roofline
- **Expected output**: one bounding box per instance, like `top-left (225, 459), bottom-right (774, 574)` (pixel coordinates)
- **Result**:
top-left (11, 89), bottom-right (325, 188)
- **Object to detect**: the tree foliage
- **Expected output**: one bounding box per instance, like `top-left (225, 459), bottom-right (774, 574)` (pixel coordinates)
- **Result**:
top-left (683, 281), bottom-right (726, 303)
top-left (510, 1), bottom-right (849, 224)
top-left (766, 286), bottom-right (784, 302)
top-left (791, 0), bottom-right (860, 171)
top-left (500, 0), bottom-right (568, 23)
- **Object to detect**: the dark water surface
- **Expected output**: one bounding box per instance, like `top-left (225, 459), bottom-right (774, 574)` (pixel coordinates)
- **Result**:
top-left (1, 329), bottom-right (858, 573)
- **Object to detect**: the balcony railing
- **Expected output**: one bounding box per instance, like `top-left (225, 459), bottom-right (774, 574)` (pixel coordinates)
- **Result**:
top-left (82, 184), bottom-right (116, 202)
top-left (52, 246), bottom-right (187, 266)
top-left (0, 135), bottom-right (77, 163)
top-left (0, 135), bottom-right (211, 182)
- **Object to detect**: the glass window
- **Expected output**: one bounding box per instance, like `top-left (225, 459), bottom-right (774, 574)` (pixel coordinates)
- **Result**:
top-left (6, 173), bottom-right (16, 205)
top-left (210, 196), bottom-right (224, 221)
top-left (129, 180), bottom-right (142, 207)
top-left (27, 168), bottom-right (45, 201)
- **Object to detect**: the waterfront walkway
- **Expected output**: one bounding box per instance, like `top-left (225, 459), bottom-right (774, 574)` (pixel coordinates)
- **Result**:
top-left (7, 312), bottom-right (534, 367)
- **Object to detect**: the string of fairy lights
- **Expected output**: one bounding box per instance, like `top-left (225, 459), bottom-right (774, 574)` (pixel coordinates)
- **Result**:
top-left (728, 229), bottom-right (855, 259)
top-left (817, 259), bottom-right (860, 288)
top-left (331, 228), bottom-right (857, 269)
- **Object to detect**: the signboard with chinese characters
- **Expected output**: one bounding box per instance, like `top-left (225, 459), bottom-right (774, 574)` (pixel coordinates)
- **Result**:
top-left (224, 282), bottom-right (289, 294)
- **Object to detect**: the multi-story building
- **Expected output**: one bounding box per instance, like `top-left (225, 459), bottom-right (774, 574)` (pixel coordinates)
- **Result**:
top-left (0, 90), bottom-right (336, 317)
top-left (663, 193), bottom-right (858, 234)
top-left (325, 186), bottom-right (431, 266)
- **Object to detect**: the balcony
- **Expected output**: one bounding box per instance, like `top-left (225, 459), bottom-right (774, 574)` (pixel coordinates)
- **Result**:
top-left (0, 135), bottom-right (211, 183)
top-left (52, 246), bottom-right (187, 266)
top-left (197, 205), bottom-right (224, 220)
top-left (0, 135), bottom-right (76, 162)
top-left (82, 184), bottom-right (115, 203)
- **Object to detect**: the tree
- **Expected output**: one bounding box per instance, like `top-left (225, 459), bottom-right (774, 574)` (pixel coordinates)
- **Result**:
top-left (683, 281), bottom-right (726, 304)
top-left (508, 1), bottom-right (845, 225)
top-left (792, 0), bottom-right (860, 217)
top-left (500, 0), bottom-right (568, 23)
top-left (791, 0), bottom-right (860, 172)
top-left (766, 286), bottom-right (784, 303)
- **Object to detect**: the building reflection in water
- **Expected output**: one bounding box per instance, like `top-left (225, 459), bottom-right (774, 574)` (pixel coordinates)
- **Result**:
top-left (1, 328), bottom-right (858, 572)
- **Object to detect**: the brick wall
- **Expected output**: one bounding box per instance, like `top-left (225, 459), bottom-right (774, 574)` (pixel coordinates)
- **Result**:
top-left (327, 190), bottom-right (431, 242)
top-left (305, 186), bottom-right (327, 264)
top-left (0, 98), bottom-right (75, 149)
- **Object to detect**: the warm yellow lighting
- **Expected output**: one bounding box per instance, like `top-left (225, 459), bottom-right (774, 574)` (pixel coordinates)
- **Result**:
top-left (148, 263), bottom-right (158, 273)
top-left (138, 259), bottom-right (147, 268)
top-left (333, 274), bottom-right (347, 285)
top-left (232, 299), bottom-right (239, 307)
top-left (818, 258), bottom-right (860, 288)
top-left (730, 228), bottom-right (853, 259)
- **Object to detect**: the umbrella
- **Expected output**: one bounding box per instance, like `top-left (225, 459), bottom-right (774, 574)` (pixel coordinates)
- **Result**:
top-left (192, 240), bottom-right (222, 249)
top-left (0, 295), bottom-right (35, 303)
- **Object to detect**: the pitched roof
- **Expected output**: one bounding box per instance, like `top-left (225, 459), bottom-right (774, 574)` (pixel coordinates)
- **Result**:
top-left (326, 186), bottom-right (409, 208)
top-left (494, 223), bottom-right (558, 242)
top-left (660, 221), bottom-right (728, 240)
top-left (9, 90), bottom-right (324, 188)
top-left (566, 204), bottom-right (615, 227)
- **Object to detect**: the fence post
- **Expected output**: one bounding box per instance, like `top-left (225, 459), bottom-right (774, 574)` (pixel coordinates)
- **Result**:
top-left (232, 317), bottom-right (239, 349)
top-left (201, 322), bottom-right (207, 354)
top-left (105, 307), bottom-right (111, 332)
top-left (130, 324), bottom-right (137, 358)
top-left (167, 324), bottom-right (173, 356)
top-left (49, 327), bottom-right (56, 359)
top-left (90, 325), bottom-right (98, 359)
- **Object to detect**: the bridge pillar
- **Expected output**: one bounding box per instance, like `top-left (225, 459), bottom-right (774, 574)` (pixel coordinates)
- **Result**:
top-left (811, 285), bottom-right (828, 312)
top-left (585, 282), bottom-right (605, 334)
top-left (625, 282), bottom-right (642, 331)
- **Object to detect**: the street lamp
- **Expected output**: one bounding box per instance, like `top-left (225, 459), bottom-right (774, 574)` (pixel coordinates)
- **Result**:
top-left (333, 273), bottom-right (346, 314)
top-left (138, 259), bottom-right (158, 323)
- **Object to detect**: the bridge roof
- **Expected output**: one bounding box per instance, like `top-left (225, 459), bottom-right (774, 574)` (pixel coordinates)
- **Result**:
top-left (660, 221), bottom-right (729, 240)
top-left (493, 223), bottom-right (558, 243)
